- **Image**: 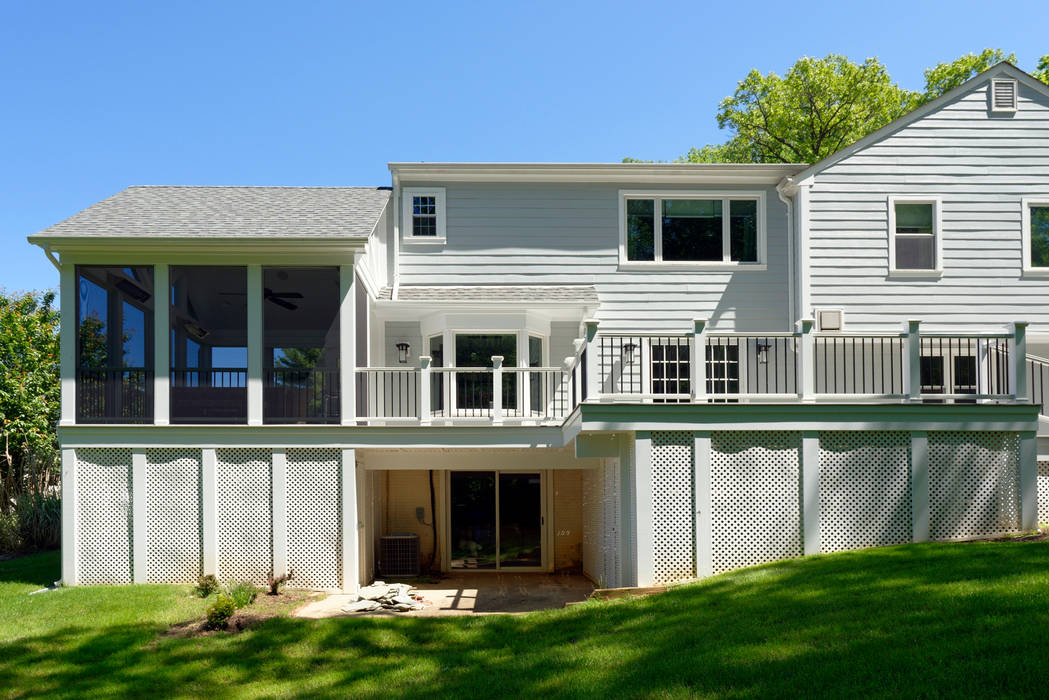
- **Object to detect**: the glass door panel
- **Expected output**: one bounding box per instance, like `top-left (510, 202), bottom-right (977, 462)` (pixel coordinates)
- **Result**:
top-left (449, 471), bottom-right (497, 570)
top-left (498, 473), bottom-right (542, 567)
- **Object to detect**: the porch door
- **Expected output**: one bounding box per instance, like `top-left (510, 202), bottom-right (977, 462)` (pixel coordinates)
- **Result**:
top-left (448, 471), bottom-right (543, 570)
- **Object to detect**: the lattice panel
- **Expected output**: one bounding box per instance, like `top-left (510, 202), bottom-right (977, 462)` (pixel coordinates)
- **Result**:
top-left (818, 432), bottom-right (912, 553)
top-left (929, 432), bottom-right (1021, 540)
top-left (581, 465), bottom-right (605, 585)
top-left (651, 431), bottom-right (694, 584)
top-left (711, 432), bottom-right (801, 574)
top-left (286, 449), bottom-right (342, 590)
top-left (216, 448), bottom-right (272, 584)
top-left (145, 449), bottom-right (202, 583)
top-left (75, 448), bottom-right (133, 584)
top-left (1039, 461), bottom-right (1049, 526)
top-left (602, 459), bottom-right (621, 588)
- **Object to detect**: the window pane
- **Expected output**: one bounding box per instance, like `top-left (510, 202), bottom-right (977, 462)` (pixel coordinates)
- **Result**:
top-left (626, 199), bottom-right (655, 261)
top-left (895, 235), bottom-right (935, 270)
top-left (895, 203), bottom-right (933, 234)
top-left (920, 356), bottom-right (944, 392)
top-left (663, 199), bottom-right (722, 261)
top-left (730, 200), bottom-right (758, 262)
top-left (1031, 206), bottom-right (1049, 268)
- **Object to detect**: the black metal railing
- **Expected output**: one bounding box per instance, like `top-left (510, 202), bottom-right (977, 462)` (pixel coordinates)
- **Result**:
top-left (815, 335), bottom-right (904, 396)
top-left (1028, 355), bottom-right (1049, 416)
top-left (170, 368), bottom-right (247, 423)
top-left (265, 368), bottom-right (339, 423)
top-left (706, 335), bottom-right (797, 396)
top-left (76, 367), bottom-right (153, 423)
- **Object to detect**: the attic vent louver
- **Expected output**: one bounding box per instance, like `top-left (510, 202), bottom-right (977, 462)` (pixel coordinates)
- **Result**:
top-left (991, 79), bottom-right (1018, 112)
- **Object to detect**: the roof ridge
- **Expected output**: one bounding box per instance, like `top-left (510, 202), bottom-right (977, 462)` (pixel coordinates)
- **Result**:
top-left (124, 185), bottom-right (390, 190)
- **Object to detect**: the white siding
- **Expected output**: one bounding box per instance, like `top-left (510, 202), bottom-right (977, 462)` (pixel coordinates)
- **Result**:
top-left (396, 182), bottom-right (792, 333)
top-left (808, 74), bottom-right (1049, 332)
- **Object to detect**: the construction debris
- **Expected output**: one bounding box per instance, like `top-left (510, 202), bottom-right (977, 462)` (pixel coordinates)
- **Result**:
top-left (341, 581), bottom-right (426, 613)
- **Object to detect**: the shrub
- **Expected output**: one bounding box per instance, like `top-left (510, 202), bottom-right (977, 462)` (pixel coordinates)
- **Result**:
top-left (14, 493), bottom-right (60, 550)
top-left (195, 575), bottom-right (220, 598)
top-left (267, 570), bottom-right (294, 595)
top-left (224, 580), bottom-right (258, 609)
top-left (0, 511), bottom-right (20, 554)
top-left (205, 595), bottom-right (236, 630)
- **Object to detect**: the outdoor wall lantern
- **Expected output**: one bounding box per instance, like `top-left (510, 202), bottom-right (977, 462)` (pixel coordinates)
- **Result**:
top-left (396, 342), bottom-right (411, 364)
top-left (622, 342), bottom-right (638, 366)
top-left (756, 340), bottom-right (771, 365)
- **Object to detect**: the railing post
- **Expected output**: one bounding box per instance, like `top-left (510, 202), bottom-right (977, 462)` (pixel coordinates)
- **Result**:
top-left (491, 356), bottom-right (503, 425)
top-left (905, 319), bottom-right (921, 401)
top-left (1012, 321), bottom-right (1029, 402)
top-left (419, 356), bottom-right (432, 426)
top-left (798, 319), bottom-right (815, 401)
top-left (584, 319), bottom-right (600, 402)
top-left (691, 319), bottom-right (708, 403)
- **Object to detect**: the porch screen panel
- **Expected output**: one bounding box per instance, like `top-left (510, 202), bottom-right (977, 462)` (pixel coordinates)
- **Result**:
top-left (75, 448), bottom-right (133, 584)
top-left (145, 449), bottom-right (203, 583)
top-left (286, 448), bottom-right (341, 589)
top-left (216, 448), bottom-right (272, 584)
top-left (929, 432), bottom-right (1021, 540)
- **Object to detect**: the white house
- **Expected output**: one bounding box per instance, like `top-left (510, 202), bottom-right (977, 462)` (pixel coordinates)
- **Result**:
top-left (29, 62), bottom-right (1049, 592)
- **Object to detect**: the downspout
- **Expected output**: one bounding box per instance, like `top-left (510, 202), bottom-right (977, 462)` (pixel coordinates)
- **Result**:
top-left (776, 179), bottom-right (798, 327)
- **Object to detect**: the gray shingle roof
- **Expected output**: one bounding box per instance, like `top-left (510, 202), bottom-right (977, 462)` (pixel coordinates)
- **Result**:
top-left (378, 285), bottom-right (599, 303)
top-left (30, 186), bottom-right (391, 239)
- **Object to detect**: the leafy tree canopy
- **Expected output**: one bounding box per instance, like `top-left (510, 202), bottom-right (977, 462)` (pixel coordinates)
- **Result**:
top-left (921, 49), bottom-right (1016, 101)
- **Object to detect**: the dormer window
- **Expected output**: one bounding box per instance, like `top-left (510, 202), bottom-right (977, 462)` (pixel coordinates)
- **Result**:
top-left (402, 187), bottom-right (446, 242)
top-left (990, 79), bottom-right (1018, 113)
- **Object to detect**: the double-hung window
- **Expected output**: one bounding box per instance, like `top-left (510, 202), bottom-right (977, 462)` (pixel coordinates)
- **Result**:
top-left (888, 196), bottom-right (942, 275)
top-left (402, 187), bottom-right (446, 242)
top-left (621, 192), bottom-right (764, 266)
top-left (1022, 199), bottom-right (1049, 274)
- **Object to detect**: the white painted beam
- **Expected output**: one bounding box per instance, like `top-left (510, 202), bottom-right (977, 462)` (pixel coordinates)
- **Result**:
top-left (801, 431), bottom-right (820, 555)
top-left (132, 449), bottom-right (148, 583)
top-left (340, 448), bottom-right (359, 592)
top-left (153, 264), bottom-right (170, 425)
top-left (60, 447), bottom-right (77, 585)
top-left (60, 263), bottom-right (75, 425)
top-left (247, 265), bottom-right (263, 426)
top-left (694, 431), bottom-right (712, 578)
top-left (633, 431), bottom-right (655, 587)
top-left (271, 448), bottom-right (288, 579)
top-left (911, 431), bottom-right (930, 542)
top-left (1020, 431), bottom-right (1038, 530)
top-left (340, 265), bottom-right (357, 426)
top-left (201, 448), bottom-right (219, 576)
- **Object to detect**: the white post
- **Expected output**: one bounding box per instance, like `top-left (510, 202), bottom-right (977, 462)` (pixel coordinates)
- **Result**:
top-left (271, 448), bottom-right (288, 579)
top-left (691, 319), bottom-right (708, 403)
top-left (634, 431), bottom-right (655, 587)
top-left (1020, 432), bottom-right (1038, 530)
top-left (132, 449), bottom-right (147, 583)
top-left (801, 431), bottom-right (820, 555)
top-left (153, 264), bottom-right (169, 425)
top-left (59, 263), bottom-right (75, 426)
top-left (519, 332), bottom-right (531, 419)
top-left (491, 355), bottom-right (504, 425)
top-left (584, 319), bottom-right (600, 402)
top-left (247, 265), bottom-right (263, 425)
top-left (419, 356), bottom-right (432, 426)
top-left (1013, 321), bottom-right (1029, 401)
top-left (798, 319), bottom-right (815, 401)
top-left (201, 448), bottom-right (219, 577)
top-left (340, 264), bottom-right (357, 426)
top-left (60, 447), bottom-right (77, 585)
top-left (906, 319), bottom-right (921, 401)
top-left (694, 431), bottom-right (712, 577)
top-left (340, 448), bottom-right (360, 592)
top-left (911, 431), bottom-right (930, 542)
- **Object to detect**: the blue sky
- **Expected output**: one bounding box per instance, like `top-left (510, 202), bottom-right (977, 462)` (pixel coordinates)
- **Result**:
top-left (1, 0), bottom-right (1046, 293)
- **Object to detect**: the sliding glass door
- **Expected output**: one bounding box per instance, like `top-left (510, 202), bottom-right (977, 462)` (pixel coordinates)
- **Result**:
top-left (448, 471), bottom-right (544, 570)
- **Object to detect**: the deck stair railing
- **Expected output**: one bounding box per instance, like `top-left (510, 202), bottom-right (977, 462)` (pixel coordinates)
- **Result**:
top-left (1026, 353), bottom-right (1049, 417)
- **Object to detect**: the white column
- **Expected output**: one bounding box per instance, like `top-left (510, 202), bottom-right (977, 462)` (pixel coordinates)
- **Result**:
top-left (691, 319), bottom-right (708, 403)
top-left (694, 431), bottom-right (712, 577)
top-left (59, 263), bottom-right (75, 425)
top-left (340, 448), bottom-right (360, 592)
top-left (801, 431), bottom-right (820, 555)
top-left (201, 448), bottom-right (219, 576)
top-left (153, 264), bottom-right (170, 425)
top-left (60, 447), bottom-right (77, 585)
top-left (132, 449), bottom-right (148, 583)
top-left (340, 265), bottom-right (357, 425)
top-left (247, 265), bottom-right (263, 425)
top-left (911, 431), bottom-right (930, 542)
top-left (271, 449), bottom-right (288, 579)
top-left (1020, 431), bottom-right (1038, 530)
top-left (419, 356), bottom-right (432, 426)
top-left (1013, 321), bottom-right (1029, 401)
top-left (634, 431), bottom-right (655, 587)
top-left (905, 319), bottom-right (922, 401)
top-left (798, 319), bottom-right (815, 401)
top-left (491, 355), bottom-right (503, 425)
top-left (584, 319), bottom-right (600, 402)
top-left (518, 331), bottom-right (530, 418)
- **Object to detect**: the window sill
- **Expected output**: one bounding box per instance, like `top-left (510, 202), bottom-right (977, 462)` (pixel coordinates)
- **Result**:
top-left (403, 237), bottom-right (447, 246)
top-left (1022, 267), bottom-right (1049, 278)
top-left (887, 269), bottom-right (943, 280)
top-left (618, 261), bottom-right (767, 272)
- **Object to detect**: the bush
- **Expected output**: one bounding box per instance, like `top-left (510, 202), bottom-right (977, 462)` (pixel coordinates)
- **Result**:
top-left (15, 493), bottom-right (60, 550)
top-left (0, 511), bottom-right (19, 554)
top-left (224, 580), bottom-right (258, 609)
top-left (268, 570), bottom-right (294, 595)
top-left (205, 595), bottom-right (236, 630)
top-left (195, 575), bottom-right (220, 598)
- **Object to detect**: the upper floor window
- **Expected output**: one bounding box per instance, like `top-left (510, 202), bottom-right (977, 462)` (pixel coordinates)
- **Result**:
top-left (888, 196), bottom-right (942, 276)
top-left (402, 187), bottom-right (446, 242)
top-left (620, 192), bottom-right (764, 267)
top-left (1022, 199), bottom-right (1049, 274)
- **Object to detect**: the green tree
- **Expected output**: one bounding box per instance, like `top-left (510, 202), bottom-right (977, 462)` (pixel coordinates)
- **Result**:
top-left (0, 291), bottom-right (60, 508)
top-left (920, 48), bottom-right (1016, 102)
top-left (1034, 54), bottom-right (1049, 84)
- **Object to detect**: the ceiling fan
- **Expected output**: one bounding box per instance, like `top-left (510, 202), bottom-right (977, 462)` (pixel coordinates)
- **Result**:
top-left (217, 288), bottom-right (304, 310)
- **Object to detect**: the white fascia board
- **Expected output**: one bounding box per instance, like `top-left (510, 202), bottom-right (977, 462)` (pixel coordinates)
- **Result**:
top-left (389, 162), bottom-right (806, 185)
top-left (373, 299), bottom-right (598, 323)
top-left (33, 237), bottom-right (366, 264)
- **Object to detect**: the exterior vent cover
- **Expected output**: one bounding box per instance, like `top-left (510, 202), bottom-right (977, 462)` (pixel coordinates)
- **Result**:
top-left (817, 309), bottom-right (843, 331)
top-left (991, 80), bottom-right (1017, 112)
top-left (379, 533), bottom-right (420, 577)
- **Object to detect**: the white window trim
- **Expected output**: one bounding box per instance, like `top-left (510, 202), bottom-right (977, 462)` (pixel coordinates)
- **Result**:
top-left (990, 79), bottom-right (1018, 114)
top-left (887, 195), bottom-right (943, 278)
top-left (1021, 198), bottom-right (1049, 276)
top-left (617, 190), bottom-right (767, 270)
top-left (401, 187), bottom-right (446, 244)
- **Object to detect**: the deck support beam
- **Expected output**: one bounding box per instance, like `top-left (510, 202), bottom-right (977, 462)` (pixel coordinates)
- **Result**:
top-left (633, 431), bottom-right (655, 587)
top-left (801, 431), bottom-right (820, 555)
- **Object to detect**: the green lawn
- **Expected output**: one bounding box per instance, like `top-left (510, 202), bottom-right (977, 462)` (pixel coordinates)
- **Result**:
top-left (3, 543), bottom-right (1049, 698)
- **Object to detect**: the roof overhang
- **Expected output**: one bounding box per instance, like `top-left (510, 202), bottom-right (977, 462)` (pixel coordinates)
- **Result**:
top-left (389, 162), bottom-right (807, 185)
top-left (30, 236), bottom-right (367, 265)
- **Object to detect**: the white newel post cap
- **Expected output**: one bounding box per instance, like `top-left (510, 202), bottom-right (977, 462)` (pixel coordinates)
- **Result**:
top-left (419, 355), bottom-right (432, 369)
top-left (491, 355), bottom-right (503, 369)
top-left (693, 318), bottom-right (707, 334)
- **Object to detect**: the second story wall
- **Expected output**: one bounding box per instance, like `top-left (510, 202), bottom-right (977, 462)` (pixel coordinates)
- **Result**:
top-left (394, 180), bottom-right (793, 333)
